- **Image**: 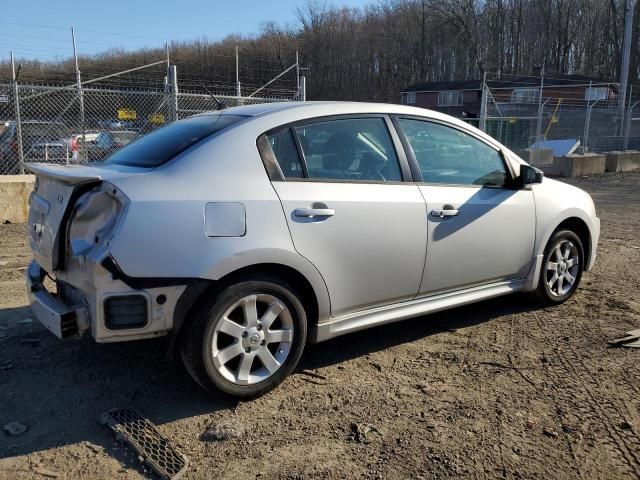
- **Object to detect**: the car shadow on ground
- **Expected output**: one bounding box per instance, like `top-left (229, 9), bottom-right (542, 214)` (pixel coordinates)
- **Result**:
top-left (300, 292), bottom-right (546, 371)
top-left (0, 305), bottom-right (234, 462)
top-left (0, 293), bottom-right (545, 461)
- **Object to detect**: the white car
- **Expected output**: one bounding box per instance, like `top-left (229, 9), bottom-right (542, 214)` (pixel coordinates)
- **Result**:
top-left (26, 102), bottom-right (600, 397)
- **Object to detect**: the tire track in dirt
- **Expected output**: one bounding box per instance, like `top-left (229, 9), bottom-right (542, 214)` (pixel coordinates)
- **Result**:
top-left (548, 344), bottom-right (640, 479)
top-left (503, 309), bottom-right (585, 479)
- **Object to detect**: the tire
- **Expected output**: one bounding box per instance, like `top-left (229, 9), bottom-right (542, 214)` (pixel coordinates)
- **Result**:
top-left (536, 229), bottom-right (584, 305)
top-left (179, 275), bottom-right (307, 398)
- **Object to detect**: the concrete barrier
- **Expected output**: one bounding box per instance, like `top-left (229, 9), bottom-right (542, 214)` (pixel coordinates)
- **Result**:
top-left (548, 154), bottom-right (606, 177)
top-left (605, 151), bottom-right (640, 172)
top-left (516, 148), bottom-right (554, 168)
top-left (0, 175), bottom-right (35, 224)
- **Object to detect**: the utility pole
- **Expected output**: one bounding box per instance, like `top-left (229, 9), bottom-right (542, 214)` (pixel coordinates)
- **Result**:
top-left (619, 0), bottom-right (636, 135)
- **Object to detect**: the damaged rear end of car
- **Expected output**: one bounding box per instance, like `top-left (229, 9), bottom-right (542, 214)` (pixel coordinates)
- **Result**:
top-left (25, 113), bottom-right (249, 343)
top-left (29, 164), bottom-right (129, 338)
top-left (26, 163), bottom-right (187, 343)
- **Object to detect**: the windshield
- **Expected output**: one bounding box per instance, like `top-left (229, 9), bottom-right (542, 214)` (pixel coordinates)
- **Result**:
top-left (103, 114), bottom-right (246, 167)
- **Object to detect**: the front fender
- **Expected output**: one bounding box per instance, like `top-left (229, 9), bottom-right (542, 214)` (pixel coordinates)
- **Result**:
top-left (523, 180), bottom-right (600, 291)
top-left (536, 207), bottom-right (599, 267)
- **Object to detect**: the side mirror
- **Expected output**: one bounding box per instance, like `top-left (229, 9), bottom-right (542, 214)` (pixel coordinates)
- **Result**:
top-left (520, 164), bottom-right (544, 186)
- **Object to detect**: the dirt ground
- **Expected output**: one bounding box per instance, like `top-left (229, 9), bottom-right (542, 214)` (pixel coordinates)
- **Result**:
top-left (0, 171), bottom-right (639, 480)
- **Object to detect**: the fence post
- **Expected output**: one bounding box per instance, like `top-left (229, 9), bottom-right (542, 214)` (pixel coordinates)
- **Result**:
top-left (296, 51), bottom-right (300, 99)
top-left (583, 104), bottom-right (591, 153)
top-left (300, 76), bottom-right (306, 101)
top-left (583, 100), bottom-right (599, 153)
top-left (624, 85), bottom-right (633, 150)
top-left (10, 51), bottom-right (24, 174)
top-left (624, 99), bottom-right (638, 151)
top-left (71, 28), bottom-right (85, 163)
top-left (167, 64), bottom-right (178, 122)
top-left (235, 46), bottom-right (241, 98)
top-left (479, 72), bottom-right (487, 132)
top-left (535, 75), bottom-right (544, 147)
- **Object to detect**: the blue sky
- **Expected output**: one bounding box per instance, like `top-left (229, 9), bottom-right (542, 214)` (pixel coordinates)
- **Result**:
top-left (1, 0), bottom-right (372, 61)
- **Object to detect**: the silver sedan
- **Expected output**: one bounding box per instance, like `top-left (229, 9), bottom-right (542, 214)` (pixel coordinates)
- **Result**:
top-left (25, 101), bottom-right (600, 397)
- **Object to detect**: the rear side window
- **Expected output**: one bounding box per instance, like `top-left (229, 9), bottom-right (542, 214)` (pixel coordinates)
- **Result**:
top-left (103, 114), bottom-right (246, 168)
top-left (295, 118), bottom-right (403, 182)
top-left (265, 129), bottom-right (304, 178)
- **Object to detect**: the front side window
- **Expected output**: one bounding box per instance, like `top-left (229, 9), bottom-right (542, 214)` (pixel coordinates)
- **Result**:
top-left (103, 114), bottom-right (246, 167)
top-left (293, 118), bottom-right (403, 182)
top-left (398, 118), bottom-right (507, 187)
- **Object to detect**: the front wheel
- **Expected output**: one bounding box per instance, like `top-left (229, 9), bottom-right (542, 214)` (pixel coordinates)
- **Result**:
top-left (180, 277), bottom-right (307, 398)
top-left (536, 230), bottom-right (584, 304)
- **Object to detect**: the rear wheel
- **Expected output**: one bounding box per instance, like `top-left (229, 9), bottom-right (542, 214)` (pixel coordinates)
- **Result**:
top-left (536, 230), bottom-right (584, 304)
top-left (180, 276), bottom-right (307, 398)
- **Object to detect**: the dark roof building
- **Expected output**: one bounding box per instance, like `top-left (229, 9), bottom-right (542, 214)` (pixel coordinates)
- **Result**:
top-left (399, 75), bottom-right (617, 118)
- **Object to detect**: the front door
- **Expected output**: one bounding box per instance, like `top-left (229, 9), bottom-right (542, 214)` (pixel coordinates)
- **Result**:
top-left (395, 117), bottom-right (536, 295)
top-left (265, 116), bottom-right (428, 316)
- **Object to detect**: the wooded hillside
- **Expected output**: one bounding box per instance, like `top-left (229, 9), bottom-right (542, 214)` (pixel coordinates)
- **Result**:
top-left (1, 0), bottom-right (635, 101)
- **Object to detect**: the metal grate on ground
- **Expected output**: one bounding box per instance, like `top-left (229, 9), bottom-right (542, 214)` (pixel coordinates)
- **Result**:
top-left (101, 408), bottom-right (188, 480)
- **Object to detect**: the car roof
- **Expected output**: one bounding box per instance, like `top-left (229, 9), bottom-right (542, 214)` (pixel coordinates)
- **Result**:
top-left (212, 101), bottom-right (443, 118)
top-left (212, 101), bottom-right (482, 133)
top-left (206, 101), bottom-right (503, 150)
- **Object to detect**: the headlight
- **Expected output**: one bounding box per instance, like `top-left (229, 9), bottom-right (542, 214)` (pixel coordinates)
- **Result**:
top-left (68, 182), bottom-right (127, 257)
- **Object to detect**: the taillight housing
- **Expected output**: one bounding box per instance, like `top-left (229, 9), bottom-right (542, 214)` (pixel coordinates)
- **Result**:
top-left (10, 138), bottom-right (18, 152)
top-left (67, 182), bottom-right (128, 258)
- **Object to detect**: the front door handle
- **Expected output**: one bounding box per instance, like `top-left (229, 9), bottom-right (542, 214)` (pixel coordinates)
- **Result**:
top-left (294, 208), bottom-right (336, 218)
top-left (430, 208), bottom-right (459, 218)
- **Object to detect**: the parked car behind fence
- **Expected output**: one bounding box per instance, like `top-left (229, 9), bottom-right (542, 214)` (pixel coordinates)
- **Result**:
top-left (0, 121), bottom-right (72, 173)
top-left (87, 130), bottom-right (139, 161)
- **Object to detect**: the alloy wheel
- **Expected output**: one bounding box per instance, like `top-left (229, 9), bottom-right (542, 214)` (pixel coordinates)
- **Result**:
top-left (545, 239), bottom-right (580, 297)
top-left (210, 294), bottom-right (294, 385)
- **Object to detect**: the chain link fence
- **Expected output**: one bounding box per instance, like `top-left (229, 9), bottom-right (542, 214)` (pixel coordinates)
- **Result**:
top-left (476, 74), bottom-right (640, 157)
top-left (0, 69), bottom-right (299, 175)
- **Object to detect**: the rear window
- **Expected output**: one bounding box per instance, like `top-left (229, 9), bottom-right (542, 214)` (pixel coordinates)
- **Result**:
top-left (103, 114), bottom-right (246, 168)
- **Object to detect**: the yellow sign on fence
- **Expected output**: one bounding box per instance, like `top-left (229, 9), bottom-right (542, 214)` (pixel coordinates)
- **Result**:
top-left (117, 109), bottom-right (137, 120)
top-left (148, 113), bottom-right (165, 125)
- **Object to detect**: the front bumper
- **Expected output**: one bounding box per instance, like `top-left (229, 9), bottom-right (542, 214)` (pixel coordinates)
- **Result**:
top-left (26, 261), bottom-right (89, 339)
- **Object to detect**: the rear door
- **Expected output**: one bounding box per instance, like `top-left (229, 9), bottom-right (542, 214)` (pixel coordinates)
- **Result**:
top-left (263, 115), bottom-right (428, 317)
top-left (395, 117), bottom-right (536, 295)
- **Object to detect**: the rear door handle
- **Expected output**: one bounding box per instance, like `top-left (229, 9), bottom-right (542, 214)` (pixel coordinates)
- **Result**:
top-left (430, 209), bottom-right (459, 218)
top-left (294, 208), bottom-right (336, 218)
